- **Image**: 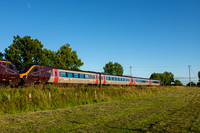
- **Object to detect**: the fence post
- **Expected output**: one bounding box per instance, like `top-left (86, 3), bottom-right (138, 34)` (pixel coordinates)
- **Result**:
top-left (86, 91), bottom-right (88, 98)
top-left (28, 93), bottom-right (32, 101)
top-left (7, 94), bottom-right (10, 101)
top-left (94, 91), bottom-right (97, 99)
top-left (49, 91), bottom-right (51, 99)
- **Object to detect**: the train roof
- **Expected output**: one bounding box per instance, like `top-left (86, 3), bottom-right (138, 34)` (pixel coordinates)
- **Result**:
top-left (20, 64), bottom-right (100, 74)
top-left (0, 59), bottom-right (12, 63)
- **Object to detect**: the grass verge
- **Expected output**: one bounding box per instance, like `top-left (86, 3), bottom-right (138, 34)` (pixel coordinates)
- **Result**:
top-left (0, 85), bottom-right (180, 115)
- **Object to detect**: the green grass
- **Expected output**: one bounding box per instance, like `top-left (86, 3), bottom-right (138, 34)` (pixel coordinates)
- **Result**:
top-left (0, 85), bottom-right (176, 115)
top-left (0, 86), bottom-right (199, 132)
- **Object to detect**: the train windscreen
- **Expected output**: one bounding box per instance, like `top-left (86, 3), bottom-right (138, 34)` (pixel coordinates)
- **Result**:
top-left (19, 65), bottom-right (33, 73)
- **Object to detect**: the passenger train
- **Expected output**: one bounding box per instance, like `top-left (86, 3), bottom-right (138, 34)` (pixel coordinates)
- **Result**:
top-left (0, 59), bottom-right (160, 86)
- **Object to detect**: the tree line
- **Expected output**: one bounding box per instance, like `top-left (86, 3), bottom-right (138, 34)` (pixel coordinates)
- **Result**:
top-left (1, 35), bottom-right (83, 70)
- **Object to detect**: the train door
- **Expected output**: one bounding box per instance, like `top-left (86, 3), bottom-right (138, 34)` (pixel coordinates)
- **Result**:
top-left (129, 78), bottom-right (132, 85)
top-left (96, 74), bottom-right (99, 84)
top-left (133, 78), bottom-right (135, 85)
top-left (103, 75), bottom-right (106, 84)
top-left (54, 69), bottom-right (59, 82)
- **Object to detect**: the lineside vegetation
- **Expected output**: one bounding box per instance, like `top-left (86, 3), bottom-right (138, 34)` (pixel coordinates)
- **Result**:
top-left (0, 85), bottom-right (178, 115)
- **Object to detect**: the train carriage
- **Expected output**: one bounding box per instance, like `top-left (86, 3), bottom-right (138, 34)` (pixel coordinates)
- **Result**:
top-left (48, 68), bottom-right (100, 85)
top-left (0, 59), bottom-right (20, 86)
top-left (134, 78), bottom-right (150, 86)
top-left (101, 74), bottom-right (131, 86)
top-left (19, 65), bottom-right (53, 86)
top-left (150, 79), bottom-right (161, 86)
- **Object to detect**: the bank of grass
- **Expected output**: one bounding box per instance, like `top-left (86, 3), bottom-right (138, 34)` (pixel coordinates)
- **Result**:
top-left (0, 85), bottom-right (184, 115)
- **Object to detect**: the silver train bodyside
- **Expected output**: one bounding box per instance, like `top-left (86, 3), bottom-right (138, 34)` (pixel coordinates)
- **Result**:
top-left (46, 68), bottom-right (160, 86)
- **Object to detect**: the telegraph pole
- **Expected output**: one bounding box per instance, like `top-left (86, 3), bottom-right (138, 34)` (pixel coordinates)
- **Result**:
top-left (130, 66), bottom-right (132, 77)
top-left (189, 65), bottom-right (191, 87)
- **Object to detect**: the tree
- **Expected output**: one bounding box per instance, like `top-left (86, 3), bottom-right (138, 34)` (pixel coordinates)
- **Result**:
top-left (113, 62), bottom-right (123, 75)
top-left (55, 44), bottom-right (83, 69)
top-left (103, 62), bottom-right (114, 75)
top-left (5, 35), bottom-right (47, 70)
top-left (0, 52), bottom-right (3, 59)
top-left (4, 35), bottom-right (84, 70)
top-left (103, 62), bottom-right (123, 76)
top-left (150, 71), bottom-right (174, 86)
top-left (186, 82), bottom-right (196, 87)
top-left (198, 71), bottom-right (200, 81)
top-left (173, 80), bottom-right (183, 86)
top-left (197, 82), bottom-right (200, 87)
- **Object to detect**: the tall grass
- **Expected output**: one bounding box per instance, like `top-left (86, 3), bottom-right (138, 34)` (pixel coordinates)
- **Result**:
top-left (0, 85), bottom-right (182, 115)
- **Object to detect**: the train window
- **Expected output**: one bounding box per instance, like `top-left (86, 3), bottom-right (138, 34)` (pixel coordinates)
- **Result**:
top-left (74, 73), bottom-right (79, 78)
top-left (112, 77), bottom-right (114, 81)
top-left (85, 74), bottom-right (89, 79)
top-left (67, 73), bottom-right (73, 78)
top-left (33, 68), bottom-right (38, 72)
top-left (55, 71), bottom-right (57, 76)
top-left (106, 77), bottom-right (109, 80)
top-left (80, 74), bottom-right (84, 78)
top-left (60, 72), bottom-right (67, 77)
top-left (89, 75), bottom-right (95, 79)
top-left (9, 65), bottom-right (14, 70)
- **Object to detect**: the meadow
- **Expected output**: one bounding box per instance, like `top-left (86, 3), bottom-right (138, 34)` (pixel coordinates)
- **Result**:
top-left (0, 85), bottom-right (199, 132)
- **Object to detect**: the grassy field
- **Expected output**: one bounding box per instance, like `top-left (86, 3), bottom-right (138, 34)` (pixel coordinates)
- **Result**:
top-left (0, 86), bottom-right (200, 132)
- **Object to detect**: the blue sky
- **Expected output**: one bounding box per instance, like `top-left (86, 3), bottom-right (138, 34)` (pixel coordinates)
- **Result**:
top-left (0, 0), bottom-right (200, 84)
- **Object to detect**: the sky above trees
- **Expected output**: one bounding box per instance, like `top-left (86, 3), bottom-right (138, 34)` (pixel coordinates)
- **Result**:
top-left (0, 0), bottom-right (200, 84)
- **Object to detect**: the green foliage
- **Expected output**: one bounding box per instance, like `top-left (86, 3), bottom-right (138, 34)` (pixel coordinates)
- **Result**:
top-left (56, 44), bottom-right (84, 69)
top-left (4, 35), bottom-right (83, 70)
top-left (186, 82), bottom-right (196, 87)
top-left (4, 35), bottom-right (47, 70)
top-left (0, 52), bottom-right (3, 59)
top-left (104, 62), bottom-right (114, 75)
top-left (198, 71), bottom-right (200, 81)
top-left (103, 62), bottom-right (123, 75)
top-left (197, 82), bottom-right (200, 87)
top-left (150, 71), bottom-right (174, 86)
top-left (173, 80), bottom-right (183, 86)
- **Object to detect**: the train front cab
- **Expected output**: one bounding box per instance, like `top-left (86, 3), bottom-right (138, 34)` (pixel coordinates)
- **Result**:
top-left (19, 65), bottom-right (52, 86)
top-left (0, 59), bottom-right (20, 86)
